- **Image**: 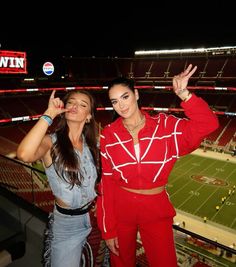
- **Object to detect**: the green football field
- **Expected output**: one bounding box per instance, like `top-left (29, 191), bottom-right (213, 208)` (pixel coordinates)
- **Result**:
top-left (167, 154), bottom-right (236, 231)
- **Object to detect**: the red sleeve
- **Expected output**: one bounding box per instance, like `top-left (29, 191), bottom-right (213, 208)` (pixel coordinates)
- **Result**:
top-left (176, 94), bottom-right (219, 156)
top-left (96, 129), bottom-right (117, 240)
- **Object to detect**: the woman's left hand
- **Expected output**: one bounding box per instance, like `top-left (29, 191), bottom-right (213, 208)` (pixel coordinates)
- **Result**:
top-left (173, 64), bottom-right (197, 93)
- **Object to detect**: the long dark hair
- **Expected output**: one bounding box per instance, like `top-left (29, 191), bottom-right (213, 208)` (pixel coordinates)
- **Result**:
top-left (51, 90), bottom-right (100, 188)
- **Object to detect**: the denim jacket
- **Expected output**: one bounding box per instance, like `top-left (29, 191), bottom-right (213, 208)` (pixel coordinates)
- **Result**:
top-left (45, 133), bottom-right (97, 209)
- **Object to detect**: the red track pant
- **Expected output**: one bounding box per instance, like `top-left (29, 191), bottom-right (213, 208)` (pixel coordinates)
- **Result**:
top-left (110, 187), bottom-right (177, 267)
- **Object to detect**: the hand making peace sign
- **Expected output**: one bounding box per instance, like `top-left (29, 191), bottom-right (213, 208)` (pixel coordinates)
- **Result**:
top-left (172, 64), bottom-right (197, 94)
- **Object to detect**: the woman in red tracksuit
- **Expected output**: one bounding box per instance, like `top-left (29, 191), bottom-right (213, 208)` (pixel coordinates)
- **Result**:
top-left (96, 64), bottom-right (219, 267)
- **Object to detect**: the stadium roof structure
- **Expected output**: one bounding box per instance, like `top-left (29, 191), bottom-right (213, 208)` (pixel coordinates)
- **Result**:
top-left (55, 46), bottom-right (236, 88)
top-left (1, 46), bottom-right (236, 90)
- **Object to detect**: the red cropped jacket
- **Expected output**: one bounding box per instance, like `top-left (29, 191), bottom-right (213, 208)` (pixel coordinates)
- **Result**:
top-left (97, 94), bottom-right (219, 239)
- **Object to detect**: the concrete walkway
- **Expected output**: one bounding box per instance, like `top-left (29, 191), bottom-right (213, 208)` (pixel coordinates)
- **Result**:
top-left (192, 148), bottom-right (236, 163)
top-left (174, 210), bottom-right (236, 248)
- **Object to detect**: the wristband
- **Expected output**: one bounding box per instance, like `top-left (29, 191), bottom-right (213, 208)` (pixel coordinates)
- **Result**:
top-left (175, 88), bottom-right (191, 102)
top-left (40, 114), bottom-right (53, 126)
top-left (182, 91), bottom-right (192, 102)
top-left (175, 88), bottom-right (187, 96)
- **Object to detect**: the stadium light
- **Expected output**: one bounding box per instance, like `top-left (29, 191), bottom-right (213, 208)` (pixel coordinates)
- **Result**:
top-left (135, 46), bottom-right (236, 56)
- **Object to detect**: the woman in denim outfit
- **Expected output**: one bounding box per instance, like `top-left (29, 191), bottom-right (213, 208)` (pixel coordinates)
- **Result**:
top-left (17, 90), bottom-right (100, 267)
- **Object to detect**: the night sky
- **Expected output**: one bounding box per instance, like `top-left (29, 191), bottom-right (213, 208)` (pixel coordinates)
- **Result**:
top-left (1, 5), bottom-right (236, 60)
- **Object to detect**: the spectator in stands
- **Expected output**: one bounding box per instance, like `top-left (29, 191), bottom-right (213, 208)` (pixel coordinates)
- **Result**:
top-left (16, 90), bottom-right (100, 267)
top-left (96, 64), bottom-right (219, 267)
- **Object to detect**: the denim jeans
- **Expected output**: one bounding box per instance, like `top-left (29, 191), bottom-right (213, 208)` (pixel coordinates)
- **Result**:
top-left (43, 207), bottom-right (92, 267)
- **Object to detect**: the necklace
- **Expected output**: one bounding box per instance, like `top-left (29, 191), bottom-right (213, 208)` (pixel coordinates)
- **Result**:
top-left (123, 116), bottom-right (145, 137)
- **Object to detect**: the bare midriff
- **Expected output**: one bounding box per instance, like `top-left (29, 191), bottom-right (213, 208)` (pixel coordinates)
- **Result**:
top-left (55, 197), bottom-right (70, 208)
top-left (121, 185), bottom-right (165, 195)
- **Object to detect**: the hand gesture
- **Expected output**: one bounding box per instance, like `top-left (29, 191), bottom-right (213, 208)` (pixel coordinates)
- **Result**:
top-left (46, 90), bottom-right (69, 119)
top-left (106, 237), bottom-right (119, 256)
top-left (173, 64), bottom-right (197, 94)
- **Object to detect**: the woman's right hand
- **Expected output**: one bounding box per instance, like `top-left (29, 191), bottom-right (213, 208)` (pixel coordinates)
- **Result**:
top-left (45, 90), bottom-right (69, 119)
top-left (105, 237), bottom-right (119, 256)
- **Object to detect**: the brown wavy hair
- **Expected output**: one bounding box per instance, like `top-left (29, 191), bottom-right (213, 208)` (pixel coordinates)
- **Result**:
top-left (51, 90), bottom-right (100, 188)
